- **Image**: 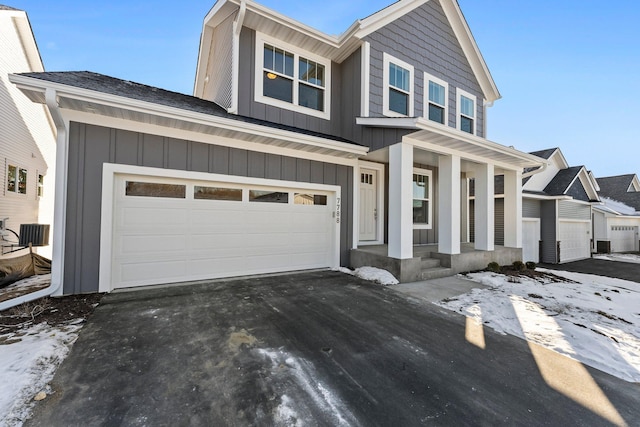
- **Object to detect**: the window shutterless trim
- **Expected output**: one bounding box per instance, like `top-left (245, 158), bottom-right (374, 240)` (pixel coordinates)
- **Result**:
top-left (382, 53), bottom-right (414, 118)
top-left (413, 167), bottom-right (433, 229)
top-left (255, 32), bottom-right (331, 120)
top-left (456, 88), bottom-right (476, 135)
top-left (424, 72), bottom-right (448, 126)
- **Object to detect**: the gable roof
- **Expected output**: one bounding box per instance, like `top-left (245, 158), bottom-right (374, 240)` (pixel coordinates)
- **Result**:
top-left (529, 148), bottom-right (557, 160)
top-left (10, 71), bottom-right (368, 159)
top-left (596, 174), bottom-right (640, 210)
top-left (0, 5), bottom-right (20, 10)
top-left (543, 166), bottom-right (583, 196)
top-left (196, 0), bottom-right (500, 102)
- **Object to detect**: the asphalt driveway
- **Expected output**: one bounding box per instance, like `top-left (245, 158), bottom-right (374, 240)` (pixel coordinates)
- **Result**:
top-left (541, 257), bottom-right (640, 282)
top-left (27, 271), bottom-right (640, 426)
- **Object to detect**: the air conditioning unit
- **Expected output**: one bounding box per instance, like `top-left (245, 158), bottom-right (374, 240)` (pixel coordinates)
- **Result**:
top-left (19, 224), bottom-right (50, 247)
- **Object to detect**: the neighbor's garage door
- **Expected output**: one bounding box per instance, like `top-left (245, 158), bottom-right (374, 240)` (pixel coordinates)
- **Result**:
top-left (558, 220), bottom-right (591, 262)
top-left (111, 174), bottom-right (337, 289)
top-left (610, 226), bottom-right (638, 253)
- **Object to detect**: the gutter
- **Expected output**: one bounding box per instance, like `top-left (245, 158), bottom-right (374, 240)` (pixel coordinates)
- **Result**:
top-left (522, 161), bottom-right (548, 179)
top-left (0, 88), bottom-right (67, 311)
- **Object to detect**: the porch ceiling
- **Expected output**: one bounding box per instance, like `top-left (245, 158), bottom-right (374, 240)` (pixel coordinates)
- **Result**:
top-left (357, 117), bottom-right (546, 170)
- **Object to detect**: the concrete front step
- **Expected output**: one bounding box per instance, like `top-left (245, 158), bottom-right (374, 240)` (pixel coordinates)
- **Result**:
top-left (420, 257), bottom-right (441, 269)
top-left (421, 267), bottom-right (454, 281)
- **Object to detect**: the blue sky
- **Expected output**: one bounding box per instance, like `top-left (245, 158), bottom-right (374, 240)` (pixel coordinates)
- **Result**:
top-left (8, 0), bottom-right (640, 177)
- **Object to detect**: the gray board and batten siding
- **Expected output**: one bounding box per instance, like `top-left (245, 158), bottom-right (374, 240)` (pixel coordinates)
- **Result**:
top-left (523, 199), bottom-right (541, 219)
top-left (540, 200), bottom-right (558, 263)
top-left (64, 122), bottom-right (354, 295)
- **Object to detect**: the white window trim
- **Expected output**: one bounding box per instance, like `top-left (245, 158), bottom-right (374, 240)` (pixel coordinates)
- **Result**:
top-left (424, 72), bottom-right (448, 126)
top-left (254, 32), bottom-right (331, 120)
top-left (6, 163), bottom-right (28, 196)
top-left (383, 53), bottom-right (414, 118)
top-left (456, 88), bottom-right (476, 135)
top-left (413, 167), bottom-right (433, 230)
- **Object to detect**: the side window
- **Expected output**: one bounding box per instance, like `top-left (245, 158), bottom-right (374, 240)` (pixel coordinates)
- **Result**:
top-left (383, 53), bottom-right (414, 117)
top-left (37, 174), bottom-right (44, 197)
top-left (425, 72), bottom-right (448, 125)
top-left (457, 88), bottom-right (476, 135)
top-left (6, 164), bottom-right (27, 195)
top-left (256, 33), bottom-right (330, 120)
top-left (412, 168), bottom-right (432, 229)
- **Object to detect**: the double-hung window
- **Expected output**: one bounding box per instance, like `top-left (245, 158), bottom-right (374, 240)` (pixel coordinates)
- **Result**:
top-left (6, 164), bottom-right (27, 195)
top-left (457, 88), bottom-right (476, 134)
top-left (383, 53), bottom-right (414, 117)
top-left (256, 33), bottom-right (330, 119)
top-left (425, 73), bottom-right (448, 125)
top-left (412, 168), bottom-right (432, 229)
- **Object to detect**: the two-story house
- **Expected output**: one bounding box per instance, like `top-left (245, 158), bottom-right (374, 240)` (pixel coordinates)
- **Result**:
top-left (1, 5), bottom-right (56, 258)
top-left (9, 0), bottom-right (544, 301)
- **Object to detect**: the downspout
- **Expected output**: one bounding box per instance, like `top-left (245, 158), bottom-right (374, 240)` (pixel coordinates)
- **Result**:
top-left (229, 0), bottom-right (246, 114)
top-left (0, 88), bottom-right (68, 311)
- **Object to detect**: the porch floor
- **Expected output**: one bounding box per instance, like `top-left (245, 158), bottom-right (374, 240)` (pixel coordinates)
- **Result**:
top-left (355, 243), bottom-right (496, 257)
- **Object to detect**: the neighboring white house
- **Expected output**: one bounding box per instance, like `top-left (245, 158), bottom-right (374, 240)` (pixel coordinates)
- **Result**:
top-left (593, 174), bottom-right (640, 253)
top-left (0, 5), bottom-right (56, 258)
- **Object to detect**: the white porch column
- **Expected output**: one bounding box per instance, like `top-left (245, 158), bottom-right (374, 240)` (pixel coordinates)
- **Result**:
top-left (503, 169), bottom-right (523, 248)
top-left (474, 163), bottom-right (495, 251)
top-left (438, 154), bottom-right (461, 254)
top-left (388, 142), bottom-right (413, 259)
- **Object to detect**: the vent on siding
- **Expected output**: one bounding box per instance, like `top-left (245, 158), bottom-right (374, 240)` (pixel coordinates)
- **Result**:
top-left (18, 224), bottom-right (50, 246)
top-left (207, 14), bottom-right (235, 109)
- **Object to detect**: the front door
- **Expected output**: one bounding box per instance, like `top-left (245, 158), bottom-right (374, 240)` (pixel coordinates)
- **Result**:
top-left (359, 169), bottom-right (377, 241)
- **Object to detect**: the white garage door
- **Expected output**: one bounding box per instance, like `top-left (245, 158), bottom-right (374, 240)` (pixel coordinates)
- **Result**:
top-left (558, 220), bottom-right (590, 263)
top-left (110, 174), bottom-right (338, 289)
top-left (522, 219), bottom-right (540, 263)
top-left (611, 226), bottom-right (638, 253)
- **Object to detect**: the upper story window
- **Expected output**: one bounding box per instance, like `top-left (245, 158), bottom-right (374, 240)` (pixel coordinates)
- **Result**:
top-left (383, 53), bottom-right (414, 117)
top-left (425, 72), bottom-right (448, 125)
top-left (457, 88), bottom-right (476, 135)
top-left (6, 164), bottom-right (27, 195)
top-left (255, 33), bottom-right (330, 120)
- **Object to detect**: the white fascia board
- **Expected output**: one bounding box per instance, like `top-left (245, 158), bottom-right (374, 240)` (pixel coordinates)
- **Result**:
top-left (631, 175), bottom-right (640, 191)
top-left (438, 0), bottom-right (500, 103)
top-left (355, 0), bottom-right (429, 38)
top-left (412, 117), bottom-right (545, 168)
top-left (549, 148), bottom-right (569, 169)
top-left (523, 193), bottom-right (572, 201)
top-left (356, 116), bottom-right (421, 129)
top-left (565, 167), bottom-right (599, 201)
top-left (10, 75), bottom-right (369, 158)
top-left (193, 24), bottom-right (215, 97)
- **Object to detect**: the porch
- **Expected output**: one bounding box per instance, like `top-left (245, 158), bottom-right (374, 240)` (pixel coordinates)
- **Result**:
top-left (351, 244), bottom-right (523, 283)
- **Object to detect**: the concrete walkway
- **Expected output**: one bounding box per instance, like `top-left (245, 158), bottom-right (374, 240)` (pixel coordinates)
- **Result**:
top-left (393, 275), bottom-right (487, 303)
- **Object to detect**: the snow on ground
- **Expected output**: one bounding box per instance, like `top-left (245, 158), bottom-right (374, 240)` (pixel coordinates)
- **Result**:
top-left (0, 321), bottom-right (82, 427)
top-left (436, 269), bottom-right (640, 382)
top-left (333, 266), bottom-right (399, 285)
top-left (593, 253), bottom-right (640, 264)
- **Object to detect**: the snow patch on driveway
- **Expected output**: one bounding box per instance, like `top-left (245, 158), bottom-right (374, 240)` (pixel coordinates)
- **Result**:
top-left (593, 253), bottom-right (640, 264)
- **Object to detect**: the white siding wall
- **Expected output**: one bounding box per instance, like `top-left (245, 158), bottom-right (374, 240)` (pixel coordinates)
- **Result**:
top-left (0, 10), bottom-right (56, 258)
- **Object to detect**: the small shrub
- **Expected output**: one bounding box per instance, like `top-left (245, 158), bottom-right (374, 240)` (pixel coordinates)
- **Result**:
top-left (487, 262), bottom-right (501, 273)
top-left (512, 261), bottom-right (525, 271)
top-left (525, 261), bottom-right (536, 270)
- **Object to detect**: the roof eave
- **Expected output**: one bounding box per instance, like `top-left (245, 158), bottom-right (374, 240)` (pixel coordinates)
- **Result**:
top-left (10, 74), bottom-right (369, 159)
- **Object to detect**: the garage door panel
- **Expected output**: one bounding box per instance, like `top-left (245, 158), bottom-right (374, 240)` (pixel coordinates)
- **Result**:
top-left (117, 260), bottom-right (187, 285)
top-left (120, 207), bottom-right (188, 227)
top-left (110, 174), bottom-right (337, 289)
top-left (118, 235), bottom-right (188, 254)
top-left (611, 226), bottom-right (638, 252)
top-left (559, 221), bottom-right (590, 262)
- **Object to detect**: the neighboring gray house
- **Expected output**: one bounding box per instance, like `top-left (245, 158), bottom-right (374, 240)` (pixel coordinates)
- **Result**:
top-left (519, 148), bottom-right (600, 263)
top-left (593, 174), bottom-right (640, 253)
top-left (10, 0), bottom-right (543, 300)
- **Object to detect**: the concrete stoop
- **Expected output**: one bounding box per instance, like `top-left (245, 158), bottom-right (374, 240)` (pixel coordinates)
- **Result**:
top-left (350, 245), bottom-right (523, 283)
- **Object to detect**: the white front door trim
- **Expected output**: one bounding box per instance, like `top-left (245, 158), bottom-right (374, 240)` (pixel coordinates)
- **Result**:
top-left (356, 160), bottom-right (385, 246)
top-left (99, 163), bottom-right (341, 292)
